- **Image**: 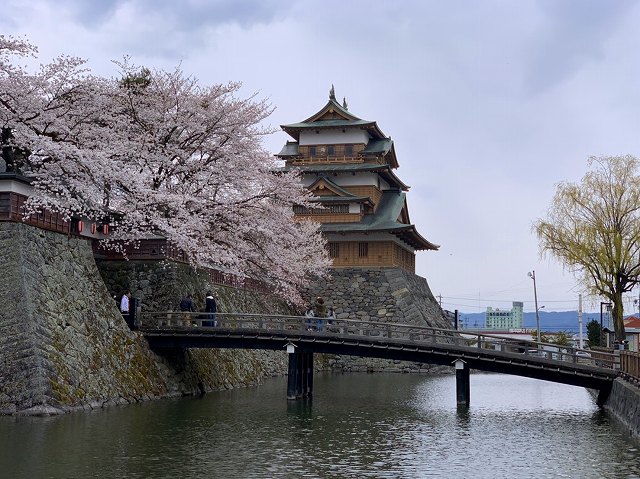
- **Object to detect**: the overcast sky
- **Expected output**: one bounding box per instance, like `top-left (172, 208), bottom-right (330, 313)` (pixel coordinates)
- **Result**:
top-left (3, 0), bottom-right (640, 313)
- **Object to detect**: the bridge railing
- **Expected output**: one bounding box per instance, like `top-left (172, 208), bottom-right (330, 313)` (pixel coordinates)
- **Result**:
top-left (461, 331), bottom-right (618, 368)
top-left (136, 312), bottom-right (462, 343)
top-left (620, 351), bottom-right (640, 383)
top-left (136, 312), bottom-right (617, 369)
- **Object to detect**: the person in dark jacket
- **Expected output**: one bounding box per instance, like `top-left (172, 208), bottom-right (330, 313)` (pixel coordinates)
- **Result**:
top-left (314, 297), bottom-right (326, 331)
top-left (180, 295), bottom-right (195, 312)
top-left (179, 294), bottom-right (195, 326)
top-left (205, 291), bottom-right (217, 327)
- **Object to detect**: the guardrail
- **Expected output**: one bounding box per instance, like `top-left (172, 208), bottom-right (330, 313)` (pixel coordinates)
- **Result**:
top-left (137, 312), bottom-right (617, 370)
top-left (620, 351), bottom-right (640, 382)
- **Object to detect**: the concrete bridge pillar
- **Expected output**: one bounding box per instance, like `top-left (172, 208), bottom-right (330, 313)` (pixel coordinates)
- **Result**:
top-left (455, 359), bottom-right (470, 407)
top-left (286, 345), bottom-right (313, 400)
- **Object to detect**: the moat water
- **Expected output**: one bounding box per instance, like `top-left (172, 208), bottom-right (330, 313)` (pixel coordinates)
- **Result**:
top-left (2, 372), bottom-right (640, 478)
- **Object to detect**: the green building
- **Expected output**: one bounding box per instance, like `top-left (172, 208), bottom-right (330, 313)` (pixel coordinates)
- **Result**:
top-left (485, 301), bottom-right (524, 330)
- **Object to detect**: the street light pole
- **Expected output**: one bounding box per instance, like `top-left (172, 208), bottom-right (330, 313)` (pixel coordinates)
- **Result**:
top-left (528, 270), bottom-right (541, 343)
top-left (600, 301), bottom-right (613, 347)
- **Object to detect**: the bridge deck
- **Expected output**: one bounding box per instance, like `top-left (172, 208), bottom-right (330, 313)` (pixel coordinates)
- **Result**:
top-left (137, 312), bottom-right (618, 393)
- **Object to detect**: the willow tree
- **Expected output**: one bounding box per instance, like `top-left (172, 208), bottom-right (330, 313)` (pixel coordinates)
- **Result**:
top-left (535, 155), bottom-right (640, 342)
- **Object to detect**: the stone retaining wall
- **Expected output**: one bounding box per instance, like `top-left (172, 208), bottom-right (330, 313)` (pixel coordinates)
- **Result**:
top-left (603, 378), bottom-right (640, 439)
top-left (0, 222), bottom-right (294, 415)
top-left (0, 221), bottom-right (450, 415)
top-left (303, 267), bottom-right (452, 372)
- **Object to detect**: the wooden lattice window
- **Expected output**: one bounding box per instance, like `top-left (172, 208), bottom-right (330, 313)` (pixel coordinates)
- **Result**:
top-left (328, 204), bottom-right (349, 214)
top-left (358, 242), bottom-right (369, 257)
top-left (328, 242), bottom-right (340, 258)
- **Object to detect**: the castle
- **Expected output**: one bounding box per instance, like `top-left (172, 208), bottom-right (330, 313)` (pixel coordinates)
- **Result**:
top-left (276, 87), bottom-right (438, 273)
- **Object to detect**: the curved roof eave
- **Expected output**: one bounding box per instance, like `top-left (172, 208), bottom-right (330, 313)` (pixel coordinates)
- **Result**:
top-left (322, 223), bottom-right (439, 251)
top-left (281, 98), bottom-right (388, 140)
top-left (303, 98), bottom-right (361, 123)
top-left (276, 163), bottom-right (409, 191)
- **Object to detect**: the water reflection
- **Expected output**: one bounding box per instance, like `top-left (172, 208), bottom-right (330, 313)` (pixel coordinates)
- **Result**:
top-left (1, 372), bottom-right (639, 478)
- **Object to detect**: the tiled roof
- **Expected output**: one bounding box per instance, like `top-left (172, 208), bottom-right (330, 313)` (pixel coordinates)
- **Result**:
top-left (361, 138), bottom-right (393, 155)
top-left (276, 141), bottom-right (299, 157)
top-left (321, 190), bottom-right (438, 250)
top-left (281, 97), bottom-right (387, 141)
top-left (308, 176), bottom-right (360, 197)
top-left (276, 163), bottom-right (409, 191)
top-left (310, 196), bottom-right (370, 203)
top-left (624, 316), bottom-right (640, 329)
top-left (282, 119), bottom-right (376, 130)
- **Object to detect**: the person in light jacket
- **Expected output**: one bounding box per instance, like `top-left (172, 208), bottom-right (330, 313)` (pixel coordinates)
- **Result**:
top-left (205, 291), bottom-right (217, 327)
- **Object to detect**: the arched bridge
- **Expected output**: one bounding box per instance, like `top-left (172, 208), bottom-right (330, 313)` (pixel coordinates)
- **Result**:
top-left (136, 312), bottom-right (618, 406)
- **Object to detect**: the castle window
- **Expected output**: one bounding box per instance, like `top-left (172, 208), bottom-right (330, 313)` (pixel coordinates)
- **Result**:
top-left (328, 204), bottom-right (349, 214)
top-left (345, 144), bottom-right (353, 156)
top-left (327, 145), bottom-right (335, 156)
top-left (358, 242), bottom-right (369, 257)
top-left (309, 146), bottom-right (316, 157)
top-left (329, 242), bottom-right (340, 258)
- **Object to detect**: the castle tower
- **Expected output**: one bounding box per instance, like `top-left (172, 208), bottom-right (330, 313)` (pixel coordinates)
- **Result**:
top-left (277, 87), bottom-right (438, 273)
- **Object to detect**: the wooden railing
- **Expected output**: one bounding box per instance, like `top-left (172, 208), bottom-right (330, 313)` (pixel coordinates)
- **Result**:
top-left (0, 191), bottom-right (72, 235)
top-left (289, 156), bottom-right (386, 166)
top-left (620, 351), bottom-right (640, 382)
top-left (137, 312), bottom-right (617, 370)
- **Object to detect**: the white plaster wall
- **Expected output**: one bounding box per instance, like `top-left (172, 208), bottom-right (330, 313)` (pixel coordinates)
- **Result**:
top-left (299, 129), bottom-right (369, 145)
top-left (0, 179), bottom-right (33, 195)
top-left (332, 173), bottom-right (378, 186)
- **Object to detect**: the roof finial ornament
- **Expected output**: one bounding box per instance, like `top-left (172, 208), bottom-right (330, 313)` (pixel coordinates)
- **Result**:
top-left (343, 97), bottom-right (348, 110)
top-left (329, 84), bottom-right (336, 101)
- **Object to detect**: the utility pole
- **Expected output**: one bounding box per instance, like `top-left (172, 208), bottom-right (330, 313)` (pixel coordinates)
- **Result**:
top-left (578, 294), bottom-right (583, 349)
top-left (528, 270), bottom-right (541, 343)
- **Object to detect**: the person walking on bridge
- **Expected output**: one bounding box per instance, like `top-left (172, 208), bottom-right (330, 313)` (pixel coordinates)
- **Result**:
top-left (305, 306), bottom-right (315, 331)
top-left (120, 292), bottom-right (130, 315)
top-left (327, 307), bottom-right (336, 327)
top-left (120, 291), bottom-right (131, 326)
top-left (180, 294), bottom-right (195, 326)
top-left (205, 291), bottom-right (217, 327)
top-left (314, 297), bottom-right (326, 331)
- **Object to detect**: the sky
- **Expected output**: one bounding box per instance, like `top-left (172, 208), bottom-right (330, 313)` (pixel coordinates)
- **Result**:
top-left (3, 0), bottom-right (640, 313)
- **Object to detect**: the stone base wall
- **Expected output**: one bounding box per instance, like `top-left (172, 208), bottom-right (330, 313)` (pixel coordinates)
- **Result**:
top-left (0, 222), bottom-right (297, 416)
top-left (303, 267), bottom-right (452, 371)
top-left (0, 222), bottom-right (447, 415)
top-left (603, 378), bottom-right (640, 439)
top-left (95, 260), bottom-right (289, 315)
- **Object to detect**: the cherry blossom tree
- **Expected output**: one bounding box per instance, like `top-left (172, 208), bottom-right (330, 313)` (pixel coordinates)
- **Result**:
top-left (0, 36), bottom-right (329, 301)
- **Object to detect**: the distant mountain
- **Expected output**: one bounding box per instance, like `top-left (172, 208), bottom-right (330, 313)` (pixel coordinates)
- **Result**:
top-left (455, 310), bottom-right (607, 333)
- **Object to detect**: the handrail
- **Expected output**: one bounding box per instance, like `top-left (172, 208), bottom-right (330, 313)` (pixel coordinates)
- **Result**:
top-left (136, 311), bottom-right (617, 370)
top-left (620, 351), bottom-right (640, 382)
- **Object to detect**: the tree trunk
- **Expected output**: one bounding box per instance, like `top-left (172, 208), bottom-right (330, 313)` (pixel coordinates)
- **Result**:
top-left (613, 290), bottom-right (626, 343)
